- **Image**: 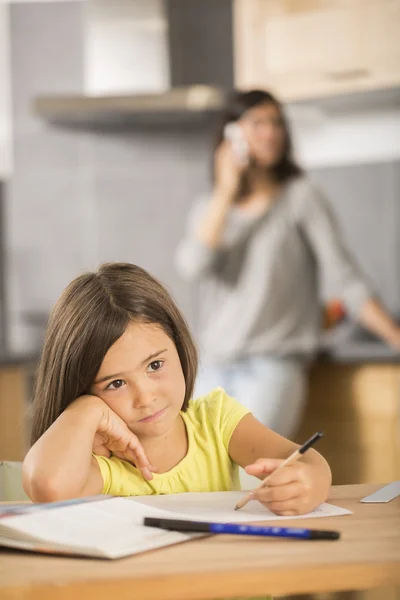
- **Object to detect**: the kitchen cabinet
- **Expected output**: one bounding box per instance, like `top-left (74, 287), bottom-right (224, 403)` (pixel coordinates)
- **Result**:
top-left (0, 362), bottom-right (31, 461)
top-left (234, 0), bottom-right (400, 101)
top-left (296, 362), bottom-right (400, 484)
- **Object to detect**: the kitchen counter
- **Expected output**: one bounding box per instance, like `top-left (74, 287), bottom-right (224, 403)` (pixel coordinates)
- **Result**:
top-left (319, 322), bottom-right (400, 363)
top-left (0, 351), bottom-right (39, 368)
top-left (320, 341), bottom-right (400, 363)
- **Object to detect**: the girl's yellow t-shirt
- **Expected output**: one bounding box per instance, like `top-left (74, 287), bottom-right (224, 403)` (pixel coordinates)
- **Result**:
top-left (94, 388), bottom-right (250, 496)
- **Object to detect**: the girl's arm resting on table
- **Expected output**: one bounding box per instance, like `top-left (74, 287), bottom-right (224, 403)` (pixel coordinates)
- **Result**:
top-left (23, 396), bottom-right (105, 502)
top-left (229, 414), bottom-right (332, 516)
top-left (23, 395), bottom-right (153, 502)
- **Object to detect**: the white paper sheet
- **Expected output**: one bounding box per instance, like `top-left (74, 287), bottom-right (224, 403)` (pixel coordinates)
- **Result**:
top-left (360, 481), bottom-right (400, 503)
top-left (133, 491), bottom-right (352, 522)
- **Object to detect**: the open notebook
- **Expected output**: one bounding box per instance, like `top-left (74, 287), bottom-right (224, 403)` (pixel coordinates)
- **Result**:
top-left (0, 492), bottom-right (351, 559)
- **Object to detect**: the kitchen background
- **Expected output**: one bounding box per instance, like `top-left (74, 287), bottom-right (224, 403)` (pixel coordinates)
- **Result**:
top-left (0, 0), bottom-right (400, 485)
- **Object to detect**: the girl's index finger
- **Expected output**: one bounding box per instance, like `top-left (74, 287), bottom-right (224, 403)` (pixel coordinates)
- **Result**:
top-left (139, 466), bottom-right (154, 481)
top-left (128, 438), bottom-right (148, 464)
top-left (127, 439), bottom-right (154, 480)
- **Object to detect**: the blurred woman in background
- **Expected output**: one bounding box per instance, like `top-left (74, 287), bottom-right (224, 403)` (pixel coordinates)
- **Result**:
top-left (175, 89), bottom-right (400, 439)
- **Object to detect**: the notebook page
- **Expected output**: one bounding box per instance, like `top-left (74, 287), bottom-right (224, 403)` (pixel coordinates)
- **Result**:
top-left (133, 491), bottom-right (352, 522)
top-left (0, 498), bottom-right (192, 558)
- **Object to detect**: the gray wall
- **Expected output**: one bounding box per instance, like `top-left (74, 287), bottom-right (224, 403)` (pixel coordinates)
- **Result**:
top-left (310, 161), bottom-right (400, 317)
top-left (6, 1), bottom-right (86, 352)
top-left (5, 0), bottom-right (212, 353)
top-left (0, 183), bottom-right (6, 349)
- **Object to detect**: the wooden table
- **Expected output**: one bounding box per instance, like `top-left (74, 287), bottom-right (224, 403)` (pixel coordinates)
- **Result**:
top-left (0, 484), bottom-right (399, 600)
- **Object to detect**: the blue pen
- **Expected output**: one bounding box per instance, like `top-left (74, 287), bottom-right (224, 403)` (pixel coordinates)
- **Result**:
top-left (143, 517), bottom-right (340, 540)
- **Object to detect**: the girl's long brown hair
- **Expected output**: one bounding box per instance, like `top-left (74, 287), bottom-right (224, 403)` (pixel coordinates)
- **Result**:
top-left (31, 263), bottom-right (198, 444)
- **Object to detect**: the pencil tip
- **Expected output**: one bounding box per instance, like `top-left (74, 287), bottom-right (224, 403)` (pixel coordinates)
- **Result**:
top-left (234, 506), bottom-right (239, 511)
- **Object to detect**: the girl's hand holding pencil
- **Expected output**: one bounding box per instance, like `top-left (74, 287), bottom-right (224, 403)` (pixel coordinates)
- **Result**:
top-left (237, 432), bottom-right (327, 516)
top-left (243, 457), bottom-right (321, 516)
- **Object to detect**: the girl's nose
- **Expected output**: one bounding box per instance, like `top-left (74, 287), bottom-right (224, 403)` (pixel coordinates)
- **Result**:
top-left (132, 378), bottom-right (156, 409)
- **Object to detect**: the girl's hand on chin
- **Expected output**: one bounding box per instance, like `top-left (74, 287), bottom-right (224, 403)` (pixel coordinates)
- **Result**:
top-left (70, 395), bottom-right (157, 481)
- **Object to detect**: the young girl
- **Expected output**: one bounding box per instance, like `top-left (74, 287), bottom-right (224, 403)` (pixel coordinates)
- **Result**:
top-left (23, 262), bottom-right (331, 516)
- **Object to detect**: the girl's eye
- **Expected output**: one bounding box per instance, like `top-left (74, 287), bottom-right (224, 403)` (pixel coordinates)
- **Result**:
top-left (148, 360), bottom-right (163, 373)
top-left (106, 379), bottom-right (125, 391)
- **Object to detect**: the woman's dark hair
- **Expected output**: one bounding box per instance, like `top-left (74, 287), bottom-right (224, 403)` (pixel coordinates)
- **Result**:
top-left (31, 263), bottom-right (198, 444)
top-left (214, 89), bottom-right (302, 195)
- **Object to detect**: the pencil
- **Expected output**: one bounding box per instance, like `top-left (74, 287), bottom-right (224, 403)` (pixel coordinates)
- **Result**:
top-left (234, 431), bottom-right (324, 511)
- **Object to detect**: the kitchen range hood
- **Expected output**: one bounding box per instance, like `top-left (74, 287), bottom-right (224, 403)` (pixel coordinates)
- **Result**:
top-left (34, 0), bottom-right (233, 126)
top-left (34, 86), bottom-right (227, 126)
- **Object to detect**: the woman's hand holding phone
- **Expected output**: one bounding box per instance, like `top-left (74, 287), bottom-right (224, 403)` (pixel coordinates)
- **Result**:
top-left (214, 123), bottom-right (248, 198)
top-left (196, 122), bottom-right (249, 248)
top-left (224, 123), bottom-right (249, 166)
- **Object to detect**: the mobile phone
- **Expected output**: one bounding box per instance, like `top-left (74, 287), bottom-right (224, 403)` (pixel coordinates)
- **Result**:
top-left (223, 122), bottom-right (248, 165)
